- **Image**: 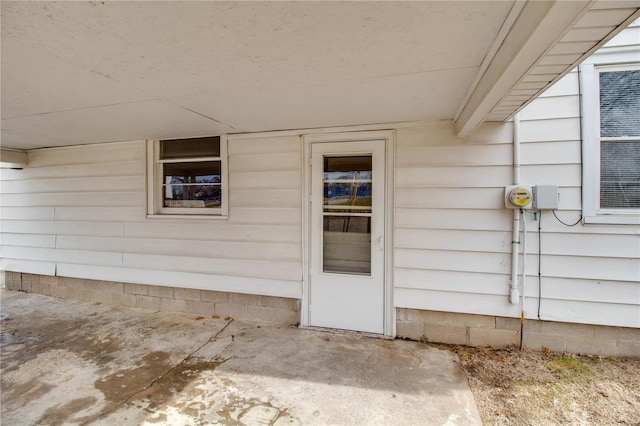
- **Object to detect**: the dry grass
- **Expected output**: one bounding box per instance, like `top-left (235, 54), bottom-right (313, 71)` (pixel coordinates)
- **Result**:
top-left (450, 345), bottom-right (640, 425)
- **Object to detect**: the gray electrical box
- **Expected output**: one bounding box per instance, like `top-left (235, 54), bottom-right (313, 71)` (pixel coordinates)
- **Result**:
top-left (533, 185), bottom-right (559, 210)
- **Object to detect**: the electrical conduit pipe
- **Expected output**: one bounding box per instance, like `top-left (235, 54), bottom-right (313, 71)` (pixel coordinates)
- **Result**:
top-left (510, 114), bottom-right (521, 304)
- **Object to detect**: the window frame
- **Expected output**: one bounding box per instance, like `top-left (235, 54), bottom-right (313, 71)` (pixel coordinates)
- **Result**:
top-left (146, 135), bottom-right (229, 219)
top-left (580, 62), bottom-right (640, 225)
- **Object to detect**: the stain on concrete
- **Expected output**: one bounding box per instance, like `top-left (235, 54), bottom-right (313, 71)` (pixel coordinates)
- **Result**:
top-left (95, 351), bottom-right (172, 405)
top-left (1, 291), bottom-right (482, 425)
top-left (125, 356), bottom-right (227, 411)
top-left (37, 396), bottom-right (97, 425)
top-left (1, 377), bottom-right (54, 411)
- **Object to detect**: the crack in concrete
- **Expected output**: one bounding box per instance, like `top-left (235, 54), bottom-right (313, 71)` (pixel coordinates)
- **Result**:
top-left (82, 318), bottom-right (235, 425)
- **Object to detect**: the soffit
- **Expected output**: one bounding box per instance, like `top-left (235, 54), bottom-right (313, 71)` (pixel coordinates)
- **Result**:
top-left (1, 1), bottom-right (512, 150)
top-left (2, 1), bottom-right (639, 150)
top-left (485, 1), bottom-right (640, 122)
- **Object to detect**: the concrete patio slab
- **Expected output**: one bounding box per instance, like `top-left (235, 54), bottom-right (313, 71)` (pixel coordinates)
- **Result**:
top-left (1, 290), bottom-right (481, 425)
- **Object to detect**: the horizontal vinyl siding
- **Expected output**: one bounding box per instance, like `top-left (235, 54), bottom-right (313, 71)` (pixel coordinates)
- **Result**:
top-left (530, 38), bottom-right (640, 328)
top-left (0, 136), bottom-right (303, 298)
top-left (394, 122), bottom-right (521, 319)
top-left (393, 51), bottom-right (639, 328)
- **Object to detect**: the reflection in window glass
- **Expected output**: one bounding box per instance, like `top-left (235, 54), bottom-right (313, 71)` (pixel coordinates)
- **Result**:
top-left (323, 155), bottom-right (372, 212)
top-left (160, 137), bottom-right (220, 159)
top-left (322, 155), bottom-right (373, 275)
top-left (600, 70), bottom-right (640, 138)
top-left (600, 141), bottom-right (640, 209)
top-left (162, 161), bottom-right (221, 208)
top-left (323, 216), bottom-right (371, 274)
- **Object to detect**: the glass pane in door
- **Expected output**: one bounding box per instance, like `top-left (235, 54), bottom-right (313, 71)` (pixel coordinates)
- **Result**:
top-left (322, 155), bottom-right (372, 274)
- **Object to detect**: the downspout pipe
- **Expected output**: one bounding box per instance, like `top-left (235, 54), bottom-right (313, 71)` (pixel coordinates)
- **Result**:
top-left (510, 114), bottom-right (521, 304)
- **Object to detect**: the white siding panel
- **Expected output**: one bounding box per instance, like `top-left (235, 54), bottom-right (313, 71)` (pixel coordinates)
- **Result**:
top-left (532, 255), bottom-right (639, 283)
top-left (520, 164), bottom-right (581, 186)
top-left (55, 207), bottom-right (145, 222)
top-left (395, 268), bottom-right (509, 295)
top-left (518, 95), bottom-right (580, 121)
top-left (539, 72), bottom-right (579, 98)
top-left (228, 135), bottom-right (300, 155)
top-left (1, 220), bottom-right (124, 237)
top-left (396, 188), bottom-right (505, 209)
top-left (0, 233), bottom-right (56, 248)
top-left (528, 277), bottom-right (639, 305)
top-left (0, 160), bottom-right (142, 181)
top-left (2, 245), bottom-right (123, 267)
top-left (0, 192), bottom-right (143, 207)
top-left (536, 299), bottom-right (640, 328)
top-left (395, 248), bottom-right (510, 275)
top-left (56, 235), bottom-right (300, 262)
top-left (0, 207), bottom-right (55, 220)
top-left (230, 189), bottom-right (300, 208)
top-left (525, 233), bottom-right (640, 258)
top-left (124, 253), bottom-right (301, 282)
top-left (396, 228), bottom-right (511, 254)
top-left (230, 171), bottom-right (301, 190)
top-left (229, 152), bottom-right (301, 172)
top-left (125, 222), bottom-right (300, 243)
top-left (395, 208), bottom-right (512, 232)
top-left (228, 207), bottom-right (301, 226)
top-left (395, 288), bottom-right (520, 318)
top-left (520, 141), bottom-right (581, 165)
top-left (518, 118), bottom-right (581, 142)
top-left (0, 258), bottom-right (56, 276)
top-left (397, 166), bottom-right (511, 188)
top-left (56, 264), bottom-right (302, 299)
top-left (396, 144), bottom-right (512, 168)
top-left (602, 25), bottom-right (640, 48)
top-left (27, 141), bottom-right (144, 167)
top-left (0, 176), bottom-right (142, 194)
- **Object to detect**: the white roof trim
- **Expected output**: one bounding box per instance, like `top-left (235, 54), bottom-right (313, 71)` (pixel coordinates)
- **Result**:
top-left (0, 149), bottom-right (28, 169)
top-left (455, 0), bottom-right (593, 136)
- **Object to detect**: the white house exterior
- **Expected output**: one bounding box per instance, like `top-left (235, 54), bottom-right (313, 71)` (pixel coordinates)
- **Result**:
top-left (1, 2), bottom-right (639, 357)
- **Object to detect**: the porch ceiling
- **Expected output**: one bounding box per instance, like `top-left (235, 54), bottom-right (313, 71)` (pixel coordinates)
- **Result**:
top-left (1, 1), bottom-right (638, 150)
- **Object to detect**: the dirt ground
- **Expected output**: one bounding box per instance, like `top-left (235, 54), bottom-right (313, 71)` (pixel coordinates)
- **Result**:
top-left (448, 345), bottom-right (640, 425)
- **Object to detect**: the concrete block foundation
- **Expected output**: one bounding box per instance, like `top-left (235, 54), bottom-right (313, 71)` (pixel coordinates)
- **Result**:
top-left (2, 271), bottom-right (299, 326)
top-left (2, 272), bottom-right (637, 358)
top-left (396, 307), bottom-right (640, 359)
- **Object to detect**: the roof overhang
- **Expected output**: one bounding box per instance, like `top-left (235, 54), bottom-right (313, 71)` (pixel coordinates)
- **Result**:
top-left (455, 0), bottom-right (640, 136)
top-left (1, 1), bottom-right (639, 150)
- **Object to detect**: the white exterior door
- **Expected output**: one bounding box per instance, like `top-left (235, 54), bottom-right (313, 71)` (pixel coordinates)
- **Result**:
top-left (309, 139), bottom-right (386, 334)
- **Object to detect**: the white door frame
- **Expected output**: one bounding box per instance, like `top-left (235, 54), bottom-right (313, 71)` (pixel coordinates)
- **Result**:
top-left (301, 130), bottom-right (395, 337)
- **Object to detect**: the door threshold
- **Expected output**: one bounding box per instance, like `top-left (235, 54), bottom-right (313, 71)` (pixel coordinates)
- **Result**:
top-left (299, 325), bottom-right (394, 340)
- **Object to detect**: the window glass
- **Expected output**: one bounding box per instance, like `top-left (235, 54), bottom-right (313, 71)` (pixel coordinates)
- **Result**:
top-left (160, 137), bottom-right (220, 159)
top-left (600, 141), bottom-right (640, 209)
top-left (153, 136), bottom-right (225, 214)
top-left (162, 161), bottom-right (221, 184)
top-left (599, 70), bottom-right (640, 137)
top-left (322, 155), bottom-right (372, 275)
top-left (323, 156), bottom-right (372, 213)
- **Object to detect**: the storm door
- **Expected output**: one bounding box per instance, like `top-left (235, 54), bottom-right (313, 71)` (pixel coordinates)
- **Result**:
top-left (309, 139), bottom-right (386, 334)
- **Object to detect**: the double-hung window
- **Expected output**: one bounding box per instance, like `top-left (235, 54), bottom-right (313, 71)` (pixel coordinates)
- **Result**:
top-left (580, 63), bottom-right (640, 225)
top-left (147, 136), bottom-right (228, 217)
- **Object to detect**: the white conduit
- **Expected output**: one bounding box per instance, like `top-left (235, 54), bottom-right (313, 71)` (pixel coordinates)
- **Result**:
top-left (521, 209), bottom-right (528, 342)
top-left (510, 114), bottom-right (521, 304)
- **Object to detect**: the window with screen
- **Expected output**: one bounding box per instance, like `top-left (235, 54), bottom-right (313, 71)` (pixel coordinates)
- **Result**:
top-left (580, 63), bottom-right (640, 225)
top-left (147, 136), bottom-right (228, 217)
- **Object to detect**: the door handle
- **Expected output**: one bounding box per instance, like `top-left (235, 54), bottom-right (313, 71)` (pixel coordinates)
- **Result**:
top-left (378, 235), bottom-right (384, 251)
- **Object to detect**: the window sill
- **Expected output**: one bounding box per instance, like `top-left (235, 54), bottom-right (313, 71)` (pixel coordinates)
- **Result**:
top-left (583, 214), bottom-right (640, 225)
top-left (146, 214), bottom-right (229, 221)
